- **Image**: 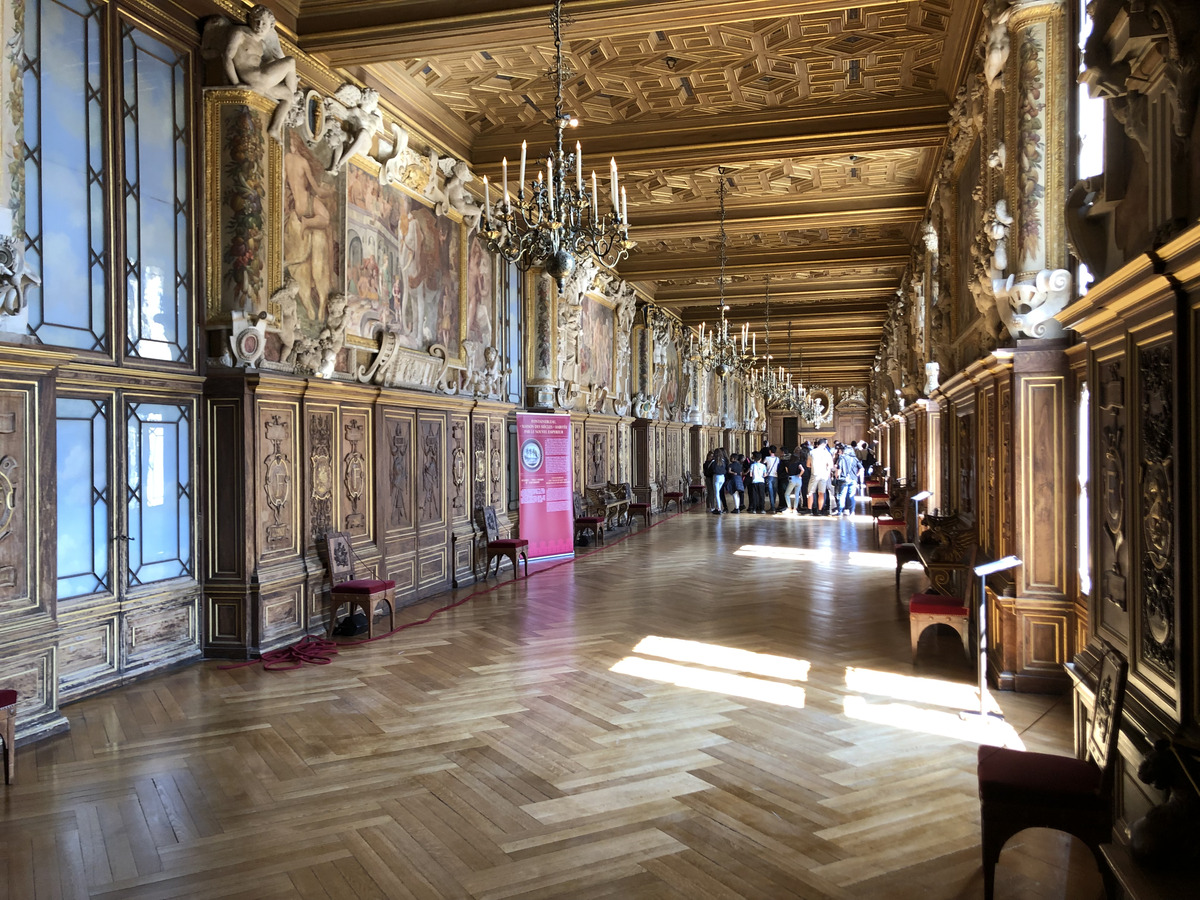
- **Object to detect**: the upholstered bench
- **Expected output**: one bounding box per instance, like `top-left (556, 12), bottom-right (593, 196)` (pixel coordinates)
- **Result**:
top-left (909, 593), bottom-right (970, 663)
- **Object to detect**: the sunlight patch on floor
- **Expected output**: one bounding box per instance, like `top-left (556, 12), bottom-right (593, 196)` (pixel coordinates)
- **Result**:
top-left (846, 550), bottom-right (904, 569)
top-left (845, 666), bottom-right (996, 712)
top-left (734, 544), bottom-right (833, 563)
top-left (633, 636), bottom-right (811, 681)
top-left (612, 656), bottom-right (806, 708)
top-left (842, 695), bottom-right (1025, 748)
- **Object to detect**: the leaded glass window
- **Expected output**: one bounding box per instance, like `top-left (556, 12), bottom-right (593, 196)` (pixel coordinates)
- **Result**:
top-left (22, 0), bottom-right (108, 351)
top-left (122, 24), bottom-right (191, 362)
top-left (56, 397), bottom-right (110, 598)
top-left (127, 401), bottom-right (192, 585)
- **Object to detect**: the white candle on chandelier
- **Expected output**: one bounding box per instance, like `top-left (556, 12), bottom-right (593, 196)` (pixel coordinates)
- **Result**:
top-left (576, 142), bottom-right (583, 193)
top-left (591, 172), bottom-right (598, 223)
top-left (501, 158), bottom-right (510, 210)
top-left (610, 158), bottom-right (619, 212)
top-left (483, 176), bottom-right (491, 225)
top-left (519, 141), bottom-right (527, 196)
top-left (752, 333), bottom-right (756, 355)
top-left (621, 186), bottom-right (628, 225)
top-left (547, 159), bottom-right (555, 216)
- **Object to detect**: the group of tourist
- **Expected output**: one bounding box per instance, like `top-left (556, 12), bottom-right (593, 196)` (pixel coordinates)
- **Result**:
top-left (702, 439), bottom-right (876, 517)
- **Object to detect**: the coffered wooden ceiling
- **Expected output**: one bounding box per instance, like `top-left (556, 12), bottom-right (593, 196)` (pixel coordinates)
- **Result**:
top-left (293, 0), bottom-right (985, 390)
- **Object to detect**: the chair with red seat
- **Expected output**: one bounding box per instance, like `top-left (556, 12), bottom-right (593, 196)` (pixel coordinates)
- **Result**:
top-left (875, 488), bottom-right (909, 548)
top-left (616, 481), bottom-right (652, 526)
top-left (475, 505), bottom-right (529, 580)
top-left (1, 689), bottom-right (16, 784)
top-left (320, 531), bottom-right (396, 639)
top-left (573, 491), bottom-right (605, 545)
top-left (909, 544), bottom-right (975, 663)
top-left (977, 643), bottom-right (1126, 900)
top-left (686, 471), bottom-right (706, 505)
top-left (663, 474), bottom-right (686, 513)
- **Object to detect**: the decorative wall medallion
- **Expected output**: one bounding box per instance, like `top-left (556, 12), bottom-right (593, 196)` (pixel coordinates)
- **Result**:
top-left (1138, 344), bottom-right (1174, 675)
top-left (309, 414), bottom-right (333, 542)
top-left (390, 422), bottom-right (410, 529)
top-left (343, 418), bottom-right (366, 530)
top-left (452, 448), bottom-right (466, 486)
top-left (263, 414), bottom-right (291, 546)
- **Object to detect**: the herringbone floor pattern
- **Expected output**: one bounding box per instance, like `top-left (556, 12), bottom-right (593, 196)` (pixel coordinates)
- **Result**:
top-left (2, 506), bottom-right (1103, 899)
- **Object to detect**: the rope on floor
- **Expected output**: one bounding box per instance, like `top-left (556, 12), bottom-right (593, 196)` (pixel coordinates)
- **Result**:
top-left (221, 504), bottom-right (693, 671)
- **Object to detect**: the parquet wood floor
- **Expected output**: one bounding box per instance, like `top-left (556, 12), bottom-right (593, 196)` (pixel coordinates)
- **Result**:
top-left (3, 507), bottom-right (1104, 899)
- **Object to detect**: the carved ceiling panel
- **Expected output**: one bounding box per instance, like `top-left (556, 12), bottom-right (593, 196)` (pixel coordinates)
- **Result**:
top-left (398, 6), bottom-right (956, 132)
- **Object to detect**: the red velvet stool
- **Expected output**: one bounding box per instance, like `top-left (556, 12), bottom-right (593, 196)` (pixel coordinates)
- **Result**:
top-left (909, 593), bottom-right (970, 663)
top-left (1, 689), bottom-right (16, 784)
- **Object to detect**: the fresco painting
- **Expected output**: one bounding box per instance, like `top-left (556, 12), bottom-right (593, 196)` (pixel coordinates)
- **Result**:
top-left (579, 292), bottom-right (614, 388)
top-left (344, 162), bottom-right (462, 353)
top-left (464, 232), bottom-right (495, 374)
top-left (283, 128), bottom-right (343, 326)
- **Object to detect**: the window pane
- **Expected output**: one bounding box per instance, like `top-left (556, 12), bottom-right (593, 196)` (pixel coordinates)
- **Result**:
top-left (56, 397), bottom-right (110, 598)
top-left (127, 402), bottom-right (192, 585)
top-left (23, 0), bottom-right (108, 351)
top-left (123, 24), bottom-right (191, 363)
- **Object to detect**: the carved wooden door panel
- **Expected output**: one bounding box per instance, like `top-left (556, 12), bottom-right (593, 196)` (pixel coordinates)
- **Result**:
top-left (416, 409), bottom-right (449, 597)
top-left (380, 407), bottom-right (417, 604)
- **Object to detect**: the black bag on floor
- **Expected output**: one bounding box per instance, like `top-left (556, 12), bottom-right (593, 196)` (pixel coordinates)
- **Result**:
top-left (333, 612), bottom-right (369, 636)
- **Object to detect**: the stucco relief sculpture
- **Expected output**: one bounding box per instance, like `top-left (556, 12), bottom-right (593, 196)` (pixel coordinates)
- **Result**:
top-left (983, 1), bottom-right (1012, 94)
top-left (229, 309), bottom-right (269, 367)
top-left (1001, 268), bottom-right (1072, 339)
top-left (0, 232), bottom-right (39, 318)
top-left (202, 5), bottom-right (298, 142)
top-left (426, 153), bottom-right (483, 232)
top-left (268, 276), bottom-right (301, 364)
top-left (323, 84), bottom-right (383, 175)
top-left (317, 292), bottom-right (348, 376)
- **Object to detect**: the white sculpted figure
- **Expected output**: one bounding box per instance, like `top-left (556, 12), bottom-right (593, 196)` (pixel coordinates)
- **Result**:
top-left (203, 5), bottom-right (298, 142)
top-left (984, 3), bottom-right (1012, 93)
top-left (426, 152), bottom-right (482, 231)
top-left (375, 122), bottom-right (411, 186)
top-left (268, 276), bottom-right (301, 363)
top-left (317, 292), bottom-right (349, 377)
top-left (0, 233), bottom-right (40, 317)
top-left (324, 84), bottom-right (384, 175)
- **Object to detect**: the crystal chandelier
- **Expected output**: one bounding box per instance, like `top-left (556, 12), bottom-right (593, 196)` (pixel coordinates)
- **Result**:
top-left (693, 168), bottom-right (752, 377)
top-left (479, 0), bottom-right (631, 289)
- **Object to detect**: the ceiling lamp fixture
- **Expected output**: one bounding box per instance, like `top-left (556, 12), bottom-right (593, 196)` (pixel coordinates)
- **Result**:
top-left (479, 0), bottom-right (631, 289)
top-left (694, 168), bottom-right (752, 377)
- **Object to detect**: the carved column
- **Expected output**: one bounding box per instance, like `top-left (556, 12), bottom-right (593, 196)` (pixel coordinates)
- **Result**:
top-left (1002, 0), bottom-right (1073, 340)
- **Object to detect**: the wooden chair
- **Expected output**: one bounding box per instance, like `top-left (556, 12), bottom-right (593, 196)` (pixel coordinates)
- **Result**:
top-left (319, 532), bottom-right (396, 639)
top-left (893, 541), bottom-right (922, 600)
top-left (686, 471), bottom-right (706, 505)
top-left (977, 643), bottom-right (1127, 900)
top-left (615, 481), bottom-right (652, 526)
top-left (875, 488), bottom-right (909, 549)
top-left (573, 492), bottom-right (605, 545)
top-left (1, 689), bottom-right (16, 784)
top-left (475, 506), bottom-right (529, 579)
top-left (909, 544), bottom-right (976, 664)
top-left (664, 475), bottom-right (686, 512)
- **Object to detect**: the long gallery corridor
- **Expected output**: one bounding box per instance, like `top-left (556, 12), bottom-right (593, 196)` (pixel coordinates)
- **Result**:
top-left (2, 507), bottom-right (1104, 900)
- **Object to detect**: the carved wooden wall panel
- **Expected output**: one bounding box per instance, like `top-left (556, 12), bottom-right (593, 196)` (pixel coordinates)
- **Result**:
top-left (256, 403), bottom-right (300, 563)
top-left (0, 643), bottom-right (58, 736)
top-left (1130, 333), bottom-right (1179, 716)
top-left (449, 415), bottom-right (468, 523)
top-left (381, 408), bottom-right (418, 601)
top-left (586, 428), bottom-right (607, 487)
top-left (471, 418), bottom-right (488, 511)
top-left (998, 380), bottom-right (1014, 560)
top-left (417, 411), bottom-right (449, 594)
top-left (340, 408), bottom-right (372, 536)
top-left (57, 617), bottom-right (119, 702)
top-left (489, 418), bottom-right (504, 508)
top-left (0, 385), bottom-right (36, 615)
top-left (979, 384), bottom-right (997, 557)
top-left (1094, 349), bottom-right (1129, 640)
top-left (206, 399), bottom-right (246, 581)
top-left (572, 420), bottom-right (584, 492)
top-left (306, 406), bottom-right (338, 548)
top-left (206, 590), bottom-right (247, 651)
top-left (958, 412), bottom-right (976, 524)
top-left (123, 595), bottom-right (199, 677)
top-left (261, 581), bottom-right (306, 647)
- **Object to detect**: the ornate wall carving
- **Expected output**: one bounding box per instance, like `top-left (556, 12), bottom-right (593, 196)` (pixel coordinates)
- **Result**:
top-left (419, 418), bottom-right (443, 525)
top-left (1137, 342), bottom-right (1174, 678)
top-left (308, 410), bottom-right (334, 543)
top-left (388, 416), bottom-right (412, 531)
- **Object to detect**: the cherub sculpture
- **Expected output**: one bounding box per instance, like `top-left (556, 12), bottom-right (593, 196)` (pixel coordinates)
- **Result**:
top-left (268, 276), bottom-right (300, 362)
top-left (323, 84), bottom-right (384, 175)
top-left (202, 5), bottom-right (298, 142)
top-left (426, 152), bottom-right (482, 231)
top-left (317, 292), bottom-right (349, 376)
top-left (375, 122), bottom-right (411, 186)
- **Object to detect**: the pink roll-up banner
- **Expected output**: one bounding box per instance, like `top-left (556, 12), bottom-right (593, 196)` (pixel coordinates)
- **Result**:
top-left (516, 412), bottom-right (575, 560)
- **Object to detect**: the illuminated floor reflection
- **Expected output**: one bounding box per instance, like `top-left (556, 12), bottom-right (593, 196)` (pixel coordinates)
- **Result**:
top-left (733, 544), bottom-right (833, 563)
top-left (612, 656), bottom-right (806, 708)
top-left (633, 636), bottom-right (811, 681)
